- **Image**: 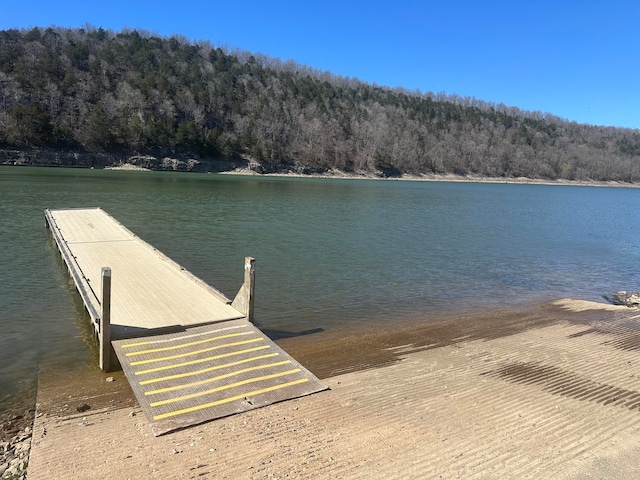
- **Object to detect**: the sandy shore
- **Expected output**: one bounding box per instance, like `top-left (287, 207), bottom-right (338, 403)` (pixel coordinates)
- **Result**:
top-left (219, 168), bottom-right (640, 188)
top-left (104, 163), bottom-right (151, 171)
top-left (21, 299), bottom-right (640, 479)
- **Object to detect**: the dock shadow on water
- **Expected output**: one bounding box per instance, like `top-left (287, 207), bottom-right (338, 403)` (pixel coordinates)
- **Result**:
top-left (259, 326), bottom-right (325, 341)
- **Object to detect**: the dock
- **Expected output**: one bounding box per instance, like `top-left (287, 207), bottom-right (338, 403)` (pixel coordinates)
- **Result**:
top-left (45, 207), bottom-right (327, 435)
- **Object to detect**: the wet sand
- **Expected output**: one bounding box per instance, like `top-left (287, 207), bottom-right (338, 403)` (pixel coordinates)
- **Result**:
top-left (26, 299), bottom-right (640, 478)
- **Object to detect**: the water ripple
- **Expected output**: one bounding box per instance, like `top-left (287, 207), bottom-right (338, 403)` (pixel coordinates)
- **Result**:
top-left (2, 168), bottom-right (640, 409)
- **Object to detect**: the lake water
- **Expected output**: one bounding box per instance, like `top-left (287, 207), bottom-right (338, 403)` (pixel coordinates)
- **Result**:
top-left (2, 166), bottom-right (640, 412)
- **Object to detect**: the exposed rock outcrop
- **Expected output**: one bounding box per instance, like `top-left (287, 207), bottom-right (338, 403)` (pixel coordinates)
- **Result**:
top-left (0, 149), bottom-right (247, 173)
top-left (603, 291), bottom-right (640, 306)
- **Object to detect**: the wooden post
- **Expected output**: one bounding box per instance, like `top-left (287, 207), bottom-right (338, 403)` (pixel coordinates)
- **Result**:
top-left (100, 267), bottom-right (111, 371)
top-left (232, 257), bottom-right (256, 323)
top-left (245, 257), bottom-right (256, 323)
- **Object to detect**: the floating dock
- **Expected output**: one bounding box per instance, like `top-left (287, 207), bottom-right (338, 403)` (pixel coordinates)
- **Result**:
top-left (45, 207), bottom-right (327, 435)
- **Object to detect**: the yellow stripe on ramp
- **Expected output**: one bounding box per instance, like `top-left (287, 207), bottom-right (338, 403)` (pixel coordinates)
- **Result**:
top-left (130, 338), bottom-right (264, 365)
top-left (153, 378), bottom-right (310, 421)
top-left (125, 332), bottom-right (251, 356)
top-left (144, 360), bottom-right (292, 395)
top-left (133, 345), bottom-right (271, 375)
top-left (139, 352), bottom-right (280, 384)
top-left (121, 325), bottom-right (247, 348)
top-left (150, 369), bottom-right (302, 407)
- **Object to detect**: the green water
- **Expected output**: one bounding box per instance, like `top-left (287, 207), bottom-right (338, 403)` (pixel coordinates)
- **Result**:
top-left (2, 166), bottom-right (640, 412)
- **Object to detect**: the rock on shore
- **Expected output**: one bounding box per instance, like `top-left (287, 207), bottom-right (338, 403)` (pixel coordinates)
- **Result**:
top-left (1, 410), bottom-right (35, 480)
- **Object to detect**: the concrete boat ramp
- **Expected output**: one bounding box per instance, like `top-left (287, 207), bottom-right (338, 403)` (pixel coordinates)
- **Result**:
top-left (45, 207), bottom-right (327, 435)
top-left (27, 301), bottom-right (640, 479)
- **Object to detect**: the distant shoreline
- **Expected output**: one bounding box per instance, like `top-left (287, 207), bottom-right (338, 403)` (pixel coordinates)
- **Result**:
top-left (217, 167), bottom-right (640, 188)
top-left (3, 160), bottom-right (638, 188)
top-left (104, 163), bottom-right (151, 171)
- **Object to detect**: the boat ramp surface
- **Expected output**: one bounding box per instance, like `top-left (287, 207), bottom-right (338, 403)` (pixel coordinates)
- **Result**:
top-left (45, 207), bottom-right (327, 435)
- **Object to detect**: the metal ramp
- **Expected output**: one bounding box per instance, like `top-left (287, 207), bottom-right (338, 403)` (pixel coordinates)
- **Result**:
top-left (112, 319), bottom-right (328, 436)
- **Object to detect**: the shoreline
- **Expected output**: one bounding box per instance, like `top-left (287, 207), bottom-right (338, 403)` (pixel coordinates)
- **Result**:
top-left (218, 167), bottom-right (640, 188)
top-left (103, 163), bottom-right (151, 171)
top-left (0, 409), bottom-right (34, 478)
top-left (6, 298), bottom-right (634, 479)
top-left (25, 297), bottom-right (640, 479)
top-left (3, 162), bottom-right (639, 189)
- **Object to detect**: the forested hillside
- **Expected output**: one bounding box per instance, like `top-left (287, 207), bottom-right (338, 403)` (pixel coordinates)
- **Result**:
top-left (1, 26), bottom-right (640, 180)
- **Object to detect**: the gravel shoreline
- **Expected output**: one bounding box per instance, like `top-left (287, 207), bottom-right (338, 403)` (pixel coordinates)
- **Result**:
top-left (0, 409), bottom-right (35, 479)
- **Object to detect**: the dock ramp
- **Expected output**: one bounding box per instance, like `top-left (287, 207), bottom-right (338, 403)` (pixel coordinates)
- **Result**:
top-left (112, 320), bottom-right (327, 435)
top-left (46, 207), bottom-right (327, 435)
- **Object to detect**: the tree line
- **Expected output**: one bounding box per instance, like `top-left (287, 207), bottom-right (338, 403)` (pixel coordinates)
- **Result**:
top-left (1, 26), bottom-right (640, 181)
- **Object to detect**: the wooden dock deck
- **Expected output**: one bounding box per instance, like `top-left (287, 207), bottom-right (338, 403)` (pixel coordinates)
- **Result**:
top-left (45, 207), bottom-right (327, 434)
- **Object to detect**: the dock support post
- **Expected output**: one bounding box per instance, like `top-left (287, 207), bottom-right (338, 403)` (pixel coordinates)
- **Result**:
top-left (100, 267), bottom-right (112, 371)
top-left (232, 257), bottom-right (256, 323)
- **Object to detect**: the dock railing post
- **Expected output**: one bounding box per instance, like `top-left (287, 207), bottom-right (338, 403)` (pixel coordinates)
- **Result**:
top-left (245, 257), bottom-right (256, 323)
top-left (232, 257), bottom-right (256, 323)
top-left (100, 267), bottom-right (111, 371)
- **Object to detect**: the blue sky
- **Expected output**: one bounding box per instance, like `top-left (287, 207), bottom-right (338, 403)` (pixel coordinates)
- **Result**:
top-left (2, 0), bottom-right (639, 129)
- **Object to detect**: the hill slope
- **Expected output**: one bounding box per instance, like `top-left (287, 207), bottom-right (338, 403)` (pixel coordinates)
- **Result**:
top-left (1, 27), bottom-right (639, 181)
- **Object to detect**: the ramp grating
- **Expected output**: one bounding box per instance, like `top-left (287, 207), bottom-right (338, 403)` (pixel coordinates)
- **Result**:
top-left (112, 319), bottom-right (328, 435)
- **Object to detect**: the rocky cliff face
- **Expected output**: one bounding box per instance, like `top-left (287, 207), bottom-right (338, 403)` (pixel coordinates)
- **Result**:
top-left (0, 149), bottom-right (245, 173)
